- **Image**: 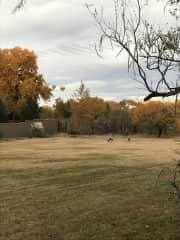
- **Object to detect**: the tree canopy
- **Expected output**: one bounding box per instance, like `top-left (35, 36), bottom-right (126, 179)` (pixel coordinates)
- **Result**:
top-left (132, 101), bottom-right (175, 136)
top-left (0, 47), bottom-right (51, 120)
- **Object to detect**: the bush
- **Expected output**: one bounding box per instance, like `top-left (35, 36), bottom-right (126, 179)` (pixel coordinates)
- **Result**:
top-left (0, 100), bottom-right (8, 123)
top-left (67, 128), bottom-right (79, 135)
top-left (31, 127), bottom-right (47, 138)
top-left (0, 131), bottom-right (3, 138)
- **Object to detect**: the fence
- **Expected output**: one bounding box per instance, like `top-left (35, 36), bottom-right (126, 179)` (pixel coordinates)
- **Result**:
top-left (0, 119), bottom-right (59, 138)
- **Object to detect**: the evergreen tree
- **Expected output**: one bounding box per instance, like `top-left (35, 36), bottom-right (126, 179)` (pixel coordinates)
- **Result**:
top-left (0, 100), bottom-right (8, 123)
top-left (20, 98), bottom-right (40, 121)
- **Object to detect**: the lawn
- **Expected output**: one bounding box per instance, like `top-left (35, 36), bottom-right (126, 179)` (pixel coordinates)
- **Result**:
top-left (0, 135), bottom-right (180, 240)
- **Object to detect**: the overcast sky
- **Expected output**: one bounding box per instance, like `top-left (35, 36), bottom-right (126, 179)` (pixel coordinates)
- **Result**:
top-left (0, 0), bottom-right (174, 104)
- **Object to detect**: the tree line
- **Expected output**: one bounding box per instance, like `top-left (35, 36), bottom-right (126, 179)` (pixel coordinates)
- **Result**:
top-left (41, 81), bottom-right (180, 137)
top-left (0, 47), bottom-right (179, 137)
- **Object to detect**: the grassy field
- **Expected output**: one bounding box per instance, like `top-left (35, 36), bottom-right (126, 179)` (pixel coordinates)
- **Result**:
top-left (1, 135), bottom-right (180, 240)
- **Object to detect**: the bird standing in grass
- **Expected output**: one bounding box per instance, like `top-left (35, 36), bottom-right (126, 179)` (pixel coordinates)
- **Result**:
top-left (107, 134), bottom-right (114, 142)
top-left (107, 137), bottom-right (113, 142)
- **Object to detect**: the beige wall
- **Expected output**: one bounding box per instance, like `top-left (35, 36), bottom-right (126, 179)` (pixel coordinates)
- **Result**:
top-left (0, 119), bottom-right (59, 138)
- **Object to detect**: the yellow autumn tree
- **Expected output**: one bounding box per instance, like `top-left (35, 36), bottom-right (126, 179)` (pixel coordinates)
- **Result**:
top-left (0, 47), bottom-right (52, 120)
top-left (132, 101), bottom-right (175, 137)
top-left (70, 81), bottom-right (107, 133)
top-left (71, 97), bottom-right (107, 133)
top-left (40, 105), bottom-right (54, 119)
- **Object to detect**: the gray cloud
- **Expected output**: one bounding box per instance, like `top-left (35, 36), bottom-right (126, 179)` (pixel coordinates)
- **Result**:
top-left (0, 0), bottom-right (174, 103)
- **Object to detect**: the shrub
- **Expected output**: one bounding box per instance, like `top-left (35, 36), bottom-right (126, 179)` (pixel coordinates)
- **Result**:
top-left (0, 100), bottom-right (8, 123)
top-left (31, 127), bottom-right (47, 138)
top-left (0, 131), bottom-right (3, 138)
top-left (31, 122), bottom-right (47, 138)
top-left (67, 128), bottom-right (79, 135)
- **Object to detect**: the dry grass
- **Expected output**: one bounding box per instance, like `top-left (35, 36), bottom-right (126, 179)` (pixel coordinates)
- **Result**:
top-left (1, 135), bottom-right (180, 240)
top-left (0, 135), bottom-right (178, 169)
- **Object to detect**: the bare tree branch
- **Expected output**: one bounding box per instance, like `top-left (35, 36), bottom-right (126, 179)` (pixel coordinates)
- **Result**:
top-left (12, 0), bottom-right (26, 14)
top-left (87, 0), bottom-right (180, 101)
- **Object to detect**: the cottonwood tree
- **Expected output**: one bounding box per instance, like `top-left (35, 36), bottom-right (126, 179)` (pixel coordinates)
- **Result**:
top-left (0, 47), bottom-right (52, 120)
top-left (40, 105), bottom-right (55, 119)
top-left (70, 82), bottom-right (107, 133)
top-left (87, 0), bottom-right (180, 101)
top-left (132, 101), bottom-right (175, 136)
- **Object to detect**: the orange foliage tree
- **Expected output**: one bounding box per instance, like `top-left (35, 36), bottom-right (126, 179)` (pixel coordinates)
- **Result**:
top-left (70, 81), bottom-right (106, 133)
top-left (40, 105), bottom-right (54, 119)
top-left (132, 101), bottom-right (175, 137)
top-left (0, 47), bottom-right (51, 120)
top-left (71, 97), bottom-right (107, 133)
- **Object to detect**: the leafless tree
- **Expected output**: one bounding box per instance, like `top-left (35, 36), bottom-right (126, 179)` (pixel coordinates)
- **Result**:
top-left (86, 0), bottom-right (180, 101)
top-left (12, 0), bottom-right (26, 14)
